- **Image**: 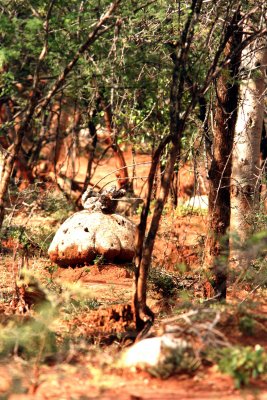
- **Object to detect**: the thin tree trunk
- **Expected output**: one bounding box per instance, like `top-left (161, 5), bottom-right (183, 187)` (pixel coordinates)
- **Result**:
top-left (98, 94), bottom-right (130, 190)
top-left (230, 36), bottom-right (267, 269)
top-left (134, 140), bottom-right (180, 332)
top-left (0, 105), bottom-right (35, 227)
top-left (83, 111), bottom-right (98, 190)
top-left (133, 0), bottom-right (203, 334)
top-left (204, 14), bottom-right (242, 299)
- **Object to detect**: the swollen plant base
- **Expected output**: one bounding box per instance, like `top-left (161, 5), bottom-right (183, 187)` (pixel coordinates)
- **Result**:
top-left (48, 210), bottom-right (136, 266)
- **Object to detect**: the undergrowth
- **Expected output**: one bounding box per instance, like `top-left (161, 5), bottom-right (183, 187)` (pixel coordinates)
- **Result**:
top-left (217, 345), bottom-right (267, 388)
top-left (1, 185), bottom-right (75, 257)
top-left (0, 270), bottom-right (102, 362)
top-left (148, 267), bottom-right (177, 297)
top-left (0, 224), bottom-right (55, 255)
top-left (5, 183), bottom-right (74, 223)
top-left (1, 267), bottom-right (267, 392)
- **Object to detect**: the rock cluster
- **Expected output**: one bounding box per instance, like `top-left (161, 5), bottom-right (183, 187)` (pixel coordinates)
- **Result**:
top-left (48, 187), bottom-right (136, 266)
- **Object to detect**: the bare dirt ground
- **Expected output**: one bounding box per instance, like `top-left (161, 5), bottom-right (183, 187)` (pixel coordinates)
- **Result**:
top-left (1, 150), bottom-right (267, 399)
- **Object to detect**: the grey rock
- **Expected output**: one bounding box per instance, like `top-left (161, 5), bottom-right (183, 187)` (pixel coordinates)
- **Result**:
top-left (48, 210), bottom-right (136, 266)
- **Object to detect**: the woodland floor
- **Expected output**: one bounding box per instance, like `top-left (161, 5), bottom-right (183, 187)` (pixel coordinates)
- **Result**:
top-left (1, 151), bottom-right (267, 399)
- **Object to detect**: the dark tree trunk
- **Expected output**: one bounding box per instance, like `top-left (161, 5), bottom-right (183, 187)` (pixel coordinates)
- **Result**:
top-left (204, 14), bottom-right (242, 300)
top-left (133, 0), bottom-right (203, 335)
top-left (97, 93), bottom-right (130, 190)
top-left (83, 112), bottom-right (98, 190)
top-left (133, 140), bottom-right (180, 333)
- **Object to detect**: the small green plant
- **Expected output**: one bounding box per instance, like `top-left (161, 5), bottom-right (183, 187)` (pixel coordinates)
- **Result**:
top-left (148, 268), bottom-right (177, 297)
top-left (238, 316), bottom-right (255, 336)
top-left (31, 225), bottom-right (56, 254)
top-left (148, 341), bottom-right (199, 379)
top-left (175, 204), bottom-right (208, 217)
top-left (6, 182), bottom-right (40, 211)
top-left (218, 345), bottom-right (267, 388)
top-left (44, 264), bottom-right (63, 294)
top-left (63, 297), bottom-right (101, 315)
top-left (84, 298), bottom-right (101, 310)
top-left (0, 319), bottom-right (57, 360)
top-left (45, 264), bottom-right (58, 282)
top-left (1, 225), bottom-right (31, 251)
top-left (93, 255), bottom-right (105, 266)
top-left (0, 272), bottom-right (57, 361)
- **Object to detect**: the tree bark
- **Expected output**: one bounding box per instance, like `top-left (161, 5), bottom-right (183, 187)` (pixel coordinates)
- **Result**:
top-left (82, 111), bottom-right (98, 190)
top-left (0, 105), bottom-right (35, 227)
top-left (134, 140), bottom-right (180, 332)
top-left (98, 95), bottom-right (130, 189)
top-left (133, 0), bottom-right (203, 335)
top-left (230, 35), bottom-right (267, 269)
top-left (204, 14), bottom-right (242, 300)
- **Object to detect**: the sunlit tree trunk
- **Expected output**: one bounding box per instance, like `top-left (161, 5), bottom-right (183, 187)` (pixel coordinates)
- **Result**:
top-left (204, 14), bottom-right (242, 299)
top-left (230, 37), bottom-right (267, 269)
top-left (100, 97), bottom-right (130, 190)
top-left (0, 111), bottom-right (33, 227)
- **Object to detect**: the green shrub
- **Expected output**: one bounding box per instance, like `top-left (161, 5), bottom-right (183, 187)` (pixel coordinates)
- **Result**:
top-left (218, 345), bottom-right (267, 388)
top-left (148, 342), bottom-right (199, 379)
top-left (148, 268), bottom-right (177, 297)
top-left (238, 316), bottom-right (255, 336)
top-left (175, 204), bottom-right (208, 217)
top-left (0, 224), bottom-right (55, 255)
top-left (62, 297), bottom-right (101, 316)
top-left (93, 255), bottom-right (106, 266)
top-left (39, 190), bottom-right (74, 222)
top-left (0, 319), bottom-right (57, 360)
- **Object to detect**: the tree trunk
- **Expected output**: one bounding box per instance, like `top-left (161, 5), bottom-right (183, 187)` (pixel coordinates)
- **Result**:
top-left (0, 107), bottom-right (34, 227)
top-left (133, 45), bottom-right (185, 333)
top-left (230, 36), bottom-right (267, 269)
top-left (204, 15), bottom-right (242, 300)
top-left (83, 112), bottom-right (98, 190)
top-left (134, 140), bottom-right (180, 333)
top-left (97, 93), bottom-right (130, 190)
top-left (133, 63), bottom-right (183, 331)
top-left (132, 0), bottom-right (203, 335)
